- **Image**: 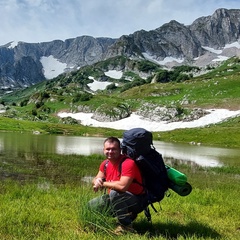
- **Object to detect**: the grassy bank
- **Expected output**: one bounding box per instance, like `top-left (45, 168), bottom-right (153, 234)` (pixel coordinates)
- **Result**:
top-left (1, 115), bottom-right (240, 148)
top-left (154, 116), bottom-right (240, 148)
top-left (0, 116), bottom-right (122, 137)
top-left (0, 153), bottom-right (239, 239)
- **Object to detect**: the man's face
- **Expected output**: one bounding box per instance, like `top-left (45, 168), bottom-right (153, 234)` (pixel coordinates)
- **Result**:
top-left (103, 141), bottom-right (121, 161)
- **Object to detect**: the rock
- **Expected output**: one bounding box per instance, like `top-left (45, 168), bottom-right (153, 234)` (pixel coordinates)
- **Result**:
top-left (136, 103), bottom-right (209, 122)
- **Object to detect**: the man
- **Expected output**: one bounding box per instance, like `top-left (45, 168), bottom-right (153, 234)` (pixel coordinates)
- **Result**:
top-left (89, 137), bottom-right (148, 235)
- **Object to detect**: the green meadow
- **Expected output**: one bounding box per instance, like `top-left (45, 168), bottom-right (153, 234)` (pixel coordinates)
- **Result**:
top-left (0, 153), bottom-right (239, 239)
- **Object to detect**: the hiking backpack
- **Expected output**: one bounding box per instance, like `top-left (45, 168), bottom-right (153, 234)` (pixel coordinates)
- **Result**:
top-left (121, 128), bottom-right (169, 212)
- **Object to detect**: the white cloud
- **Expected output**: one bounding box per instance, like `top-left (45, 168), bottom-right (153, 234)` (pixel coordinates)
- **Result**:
top-left (1, 0), bottom-right (240, 45)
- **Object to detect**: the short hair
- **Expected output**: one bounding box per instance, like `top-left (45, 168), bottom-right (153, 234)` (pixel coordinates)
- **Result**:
top-left (104, 137), bottom-right (120, 148)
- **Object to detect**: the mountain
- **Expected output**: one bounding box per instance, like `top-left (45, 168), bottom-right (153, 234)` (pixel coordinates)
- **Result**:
top-left (1, 8), bottom-right (240, 91)
top-left (0, 37), bottom-right (116, 90)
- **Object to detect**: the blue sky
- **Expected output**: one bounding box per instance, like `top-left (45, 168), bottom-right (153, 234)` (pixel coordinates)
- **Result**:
top-left (1, 0), bottom-right (240, 45)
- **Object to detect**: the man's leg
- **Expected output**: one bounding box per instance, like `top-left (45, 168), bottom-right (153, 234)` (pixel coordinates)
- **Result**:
top-left (109, 190), bottom-right (146, 226)
top-left (88, 194), bottom-right (112, 215)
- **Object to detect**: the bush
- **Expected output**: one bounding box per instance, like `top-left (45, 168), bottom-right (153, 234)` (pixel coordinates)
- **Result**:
top-left (155, 70), bottom-right (169, 83)
top-left (73, 93), bottom-right (92, 102)
top-left (32, 109), bottom-right (37, 116)
top-left (106, 83), bottom-right (117, 91)
top-left (20, 99), bottom-right (29, 107)
top-left (138, 60), bottom-right (158, 72)
top-left (35, 102), bottom-right (44, 109)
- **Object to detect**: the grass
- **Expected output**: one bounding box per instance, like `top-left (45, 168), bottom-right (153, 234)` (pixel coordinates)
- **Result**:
top-left (154, 116), bottom-right (240, 148)
top-left (0, 153), bottom-right (239, 239)
top-left (121, 75), bottom-right (240, 110)
top-left (0, 181), bottom-right (84, 239)
top-left (0, 116), bottom-right (123, 137)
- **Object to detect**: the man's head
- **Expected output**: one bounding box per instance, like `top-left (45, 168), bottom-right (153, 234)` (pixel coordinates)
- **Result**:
top-left (103, 137), bottom-right (121, 161)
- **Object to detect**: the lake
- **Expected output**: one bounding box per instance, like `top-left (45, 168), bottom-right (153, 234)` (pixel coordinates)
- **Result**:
top-left (1, 132), bottom-right (240, 167)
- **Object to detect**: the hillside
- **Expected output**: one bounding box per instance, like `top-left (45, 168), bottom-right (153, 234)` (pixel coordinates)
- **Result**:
top-left (0, 57), bottom-right (239, 122)
top-left (0, 56), bottom-right (240, 147)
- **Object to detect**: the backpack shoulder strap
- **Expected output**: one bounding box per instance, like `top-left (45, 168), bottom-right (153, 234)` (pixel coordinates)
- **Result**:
top-left (104, 160), bottom-right (109, 174)
top-left (117, 156), bottom-right (128, 176)
top-left (103, 156), bottom-right (127, 177)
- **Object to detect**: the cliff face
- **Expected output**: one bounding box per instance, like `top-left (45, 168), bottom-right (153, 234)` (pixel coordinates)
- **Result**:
top-left (190, 8), bottom-right (240, 47)
top-left (1, 8), bottom-right (240, 89)
top-left (106, 9), bottom-right (240, 64)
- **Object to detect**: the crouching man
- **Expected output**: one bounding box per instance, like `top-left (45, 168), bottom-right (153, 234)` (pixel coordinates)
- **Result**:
top-left (88, 137), bottom-right (148, 235)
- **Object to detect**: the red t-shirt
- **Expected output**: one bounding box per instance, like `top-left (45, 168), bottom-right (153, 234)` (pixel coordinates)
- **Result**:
top-left (99, 155), bottom-right (144, 195)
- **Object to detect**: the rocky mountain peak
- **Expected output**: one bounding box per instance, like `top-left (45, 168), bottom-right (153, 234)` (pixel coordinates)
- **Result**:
top-left (190, 8), bottom-right (240, 48)
top-left (1, 8), bottom-right (240, 91)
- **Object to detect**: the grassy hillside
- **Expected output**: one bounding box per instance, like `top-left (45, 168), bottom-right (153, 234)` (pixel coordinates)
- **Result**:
top-left (120, 59), bottom-right (240, 110)
top-left (0, 57), bottom-right (240, 147)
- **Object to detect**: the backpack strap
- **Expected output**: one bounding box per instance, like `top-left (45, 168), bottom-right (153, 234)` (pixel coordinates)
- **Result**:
top-left (103, 159), bottom-right (109, 176)
top-left (144, 206), bottom-right (152, 223)
top-left (103, 156), bottom-right (127, 177)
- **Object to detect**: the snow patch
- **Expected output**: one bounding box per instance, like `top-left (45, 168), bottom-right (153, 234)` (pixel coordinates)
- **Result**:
top-left (158, 57), bottom-right (184, 65)
top-left (202, 46), bottom-right (222, 54)
top-left (224, 41), bottom-right (240, 49)
top-left (87, 77), bottom-right (112, 91)
top-left (202, 41), bottom-right (240, 56)
top-left (104, 70), bottom-right (123, 79)
top-left (212, 56), bottom-right (229, 62)
top-left (40, 55), bottom-right (67, 79)
top-left (142, 52), bottom-right (184, 65)
top-left (7, 41), bottom-right (19, 49)
top-left (58, 109), bottom-right (240, 132)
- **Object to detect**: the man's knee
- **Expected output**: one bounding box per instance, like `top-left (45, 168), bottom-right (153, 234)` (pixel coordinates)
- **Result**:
top-left (88, 194), bottom-right (110, 212)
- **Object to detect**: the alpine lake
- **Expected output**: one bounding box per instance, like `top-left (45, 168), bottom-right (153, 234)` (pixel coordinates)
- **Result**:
top-left (1, 131), bottom-right (240, 181)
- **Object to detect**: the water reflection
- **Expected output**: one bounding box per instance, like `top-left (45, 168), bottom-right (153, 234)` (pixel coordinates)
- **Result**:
top-left (0, 138), bottom-right (3, 151)
top-left (55, 137), bottom-right (227, 167)
top-left (153, 142), bottom-right (224, 167)
top-left (1, 132), bottom-right (240, 167)
top-left (56, 136), bottom-right (104, 155)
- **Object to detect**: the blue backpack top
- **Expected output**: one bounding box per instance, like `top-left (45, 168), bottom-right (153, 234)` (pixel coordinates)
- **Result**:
top-left (121, 127), bottom-right (153, 159)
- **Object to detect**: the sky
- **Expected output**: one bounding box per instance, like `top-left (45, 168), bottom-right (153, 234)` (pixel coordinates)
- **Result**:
top-left (1, 0), bottom-right (240, 46)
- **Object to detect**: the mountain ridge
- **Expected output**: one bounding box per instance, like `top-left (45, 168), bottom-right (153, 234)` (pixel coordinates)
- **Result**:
top-left (1, 8), bottom-right (240, 91)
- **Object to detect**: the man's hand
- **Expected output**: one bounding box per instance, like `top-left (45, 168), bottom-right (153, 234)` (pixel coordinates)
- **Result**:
top-left (93, 177), bottom-right (104, 192)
